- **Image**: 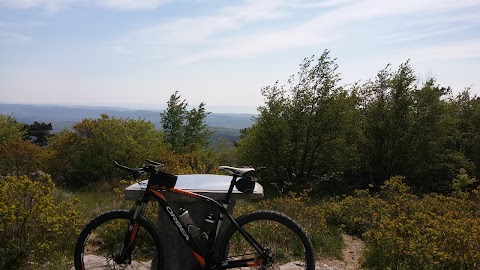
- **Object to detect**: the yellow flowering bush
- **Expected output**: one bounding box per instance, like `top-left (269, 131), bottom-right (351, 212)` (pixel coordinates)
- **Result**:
top-left (325, 189), bottom-right (387, 236)
top-left (365, 192), bottom-right (480, 269)
top-left (325, 176), bottom-right (480, 269)
top-left (364, 193), bottom-right (480, 269)
top-left (0, 174), bottom-right (78, 269)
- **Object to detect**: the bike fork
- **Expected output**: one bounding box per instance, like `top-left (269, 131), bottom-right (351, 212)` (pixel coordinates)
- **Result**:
top-left (117, 202), bottom-right (145, 264)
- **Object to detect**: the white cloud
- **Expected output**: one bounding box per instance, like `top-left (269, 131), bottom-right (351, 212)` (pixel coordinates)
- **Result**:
top-left (115, 0), bottom-right (345, 59)
top-left (407, 40), bottom-right (480, 62)
top-left (0, 21), bottom-right (38, 43)
top-left (109, 0), bottom-right (301, 59)
top-left (110, 45), bottom-right (130, 54)
top-left (126, 0), bottom-right (292, 45)
top-left (0, 0), bottom-right (170, 12)
top-left (97, 0), bottom-right (169, 10)
top-left (172, 0), bottom-right (480, 63)
top-left (0, 30), bottom-right (32, 43)
top-left (0, 0), bottom-right (77, 13)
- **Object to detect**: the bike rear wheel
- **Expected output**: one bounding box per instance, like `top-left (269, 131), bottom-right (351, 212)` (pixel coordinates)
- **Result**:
top-left (74, 210), bottom-right (166, 270)
top-left (214, 210), bottom-right (315, 270)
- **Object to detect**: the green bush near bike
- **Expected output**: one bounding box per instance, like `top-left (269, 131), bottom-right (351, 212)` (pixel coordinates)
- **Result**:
top-left (264, 195), bottom-right (343, 259)
top-left (0, 174), bottom-right (78, 269)
top-left (363, 192), bottom-right (480, 269)
top-left (325, 176), bottom-right (480, 269)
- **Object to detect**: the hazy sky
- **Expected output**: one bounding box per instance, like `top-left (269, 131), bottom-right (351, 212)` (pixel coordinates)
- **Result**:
top-left (1, 0), bottom-right (479, 113)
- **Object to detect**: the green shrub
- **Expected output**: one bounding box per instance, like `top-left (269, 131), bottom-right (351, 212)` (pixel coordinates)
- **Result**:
top-left (0, 174), bottom-right (78, 269)
top-left (325, 189), bottom-right (387, 236)
top-left (364, 193), bottom-right (480, 269)
top-left (325, 176), bottom-right (480, 269)
top-left (236, 190), bottom-right (343, 259)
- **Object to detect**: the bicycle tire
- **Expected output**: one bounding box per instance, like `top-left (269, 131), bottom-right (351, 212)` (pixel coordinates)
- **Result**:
top-left (74, 210), bottom-right (166, 270)
top-left (213, 210), bottom-right (316, 269)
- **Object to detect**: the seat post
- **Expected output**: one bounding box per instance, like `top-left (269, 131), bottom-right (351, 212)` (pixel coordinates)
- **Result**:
top-left (223, 174), bottom-right (238, 206)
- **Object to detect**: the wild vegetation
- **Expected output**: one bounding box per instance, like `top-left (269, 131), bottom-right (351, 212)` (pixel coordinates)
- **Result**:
top-left (1, 51), bottom-right (480, 269)
top-left (326, 176), bottom-right (480, 269)
top-left (0, 174), bottom-right (78, 269)
top-left (237, 51), bottom-right (479, 195)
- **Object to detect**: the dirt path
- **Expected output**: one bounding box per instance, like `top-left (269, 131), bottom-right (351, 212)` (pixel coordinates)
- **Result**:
top-left (315, 234), bottom-right (365, 270)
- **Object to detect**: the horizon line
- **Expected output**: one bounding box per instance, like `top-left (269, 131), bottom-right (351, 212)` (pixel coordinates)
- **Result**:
top-left (0, 101), bottom-right (260, 115)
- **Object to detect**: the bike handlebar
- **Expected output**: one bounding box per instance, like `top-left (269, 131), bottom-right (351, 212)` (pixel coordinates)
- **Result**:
top-left (146, 159), bottom-right (163, 166)
top-left (115, 160), bottom-right (265, 180)
top-left (114, 160), bottom-right (164, 179)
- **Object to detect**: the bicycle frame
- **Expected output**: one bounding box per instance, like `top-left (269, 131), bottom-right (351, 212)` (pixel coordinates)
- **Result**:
top-left (127, 174), bottom-right (268, 269)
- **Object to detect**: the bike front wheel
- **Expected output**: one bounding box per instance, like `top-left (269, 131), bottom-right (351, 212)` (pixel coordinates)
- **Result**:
top-left (214, 210), bottom-right (316, 270)
top-left (74, 210), bottom-right (166, 270)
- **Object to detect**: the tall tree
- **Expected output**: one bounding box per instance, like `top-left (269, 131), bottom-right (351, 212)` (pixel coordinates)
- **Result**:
top-left (360, 62), bottom-right (416, 184)
top-left (237, 51), bottom-right (362, 188)
top-left (183, 102), bottom-right (210, 150)
top-left (22, 121), bottom-right (53, 146)
top-left (161, 91), bottom-right (187, 150)
top-left (0, 138), bottom-right (42, 177)
top-left (0, 115), bottom-right (24, 145)
top-left (160, 91), bottom-right (211, 153)
top-left (454, 90), bottom-right (480, 181)
top-left (46, 115), bottom-right (166, 186)
top-left (406, 79), bottom-right (470, 192)
top-left (359, 63), bottom-right (471, 193)
top-left (0, 115), bottom-right (38, 176)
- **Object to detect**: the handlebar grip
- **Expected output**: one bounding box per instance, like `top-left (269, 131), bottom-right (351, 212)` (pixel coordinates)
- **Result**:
top-left (146, 159), bottom-right (163, 166)
top-left (114, 161), bottom-right (131, 171)
top-left (114, 161), bottom-right (143, 179)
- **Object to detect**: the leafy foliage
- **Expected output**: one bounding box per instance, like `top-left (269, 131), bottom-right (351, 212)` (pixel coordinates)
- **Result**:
top-left (455, 90), bottom-right (480, 183)
top-left (358, 66), bottom-right (471, 193)
top-left (235, 190), bottom-right (343, 259)
top-left (452, 168), bottom-right (477, 197)
top-left (22, 121), bottom-right (53, 146)
top-left (238, 52), bottom-right (480, 194)
top-left (0, 174), bottom-right (78, 269)
top-left (45, 114), bottom-right (167, 187)
top-left (237, 51), bottom-right (361, 188)
top-left (0, 138), bottom-right (43, 177)
top-left (0, 115), bottom-right (45, 176)
top-left (0, 115), bottom-right (24, 145)
top-left (325, 177), bottom-right (480, 269)
top-left (160, 91), bottom-right (211, 153)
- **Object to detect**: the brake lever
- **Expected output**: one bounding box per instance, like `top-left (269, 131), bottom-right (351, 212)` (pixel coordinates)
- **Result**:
top-left (115, 161), bottom-right (143, 180)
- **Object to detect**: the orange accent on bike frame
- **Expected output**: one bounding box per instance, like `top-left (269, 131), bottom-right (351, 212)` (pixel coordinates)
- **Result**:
top-left (151, 187), bottom-right (207, 267)
top-left (149, 188), bottom-right (167, 202)
top-left (191, 250), bottom-right (206, 267)
top-left (168, 188), bottom-right (200, 199)
top-left (247, 258), bottom-right (264, 267)
top-left (129, 223), bottom-right (140, 244)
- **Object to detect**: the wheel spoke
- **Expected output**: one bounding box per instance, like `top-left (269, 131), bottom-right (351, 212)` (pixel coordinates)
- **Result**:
top-left (74, 211), bottom-right (165, 270)
top-left (214, 210), bottom-right (315, 270)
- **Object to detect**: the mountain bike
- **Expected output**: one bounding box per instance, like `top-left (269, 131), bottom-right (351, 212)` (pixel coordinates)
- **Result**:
top-left (74, 160), bottom-right (315, 269)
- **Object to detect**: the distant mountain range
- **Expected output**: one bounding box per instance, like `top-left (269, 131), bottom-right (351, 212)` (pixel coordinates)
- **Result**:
top-left (0, 104), bottom-right (257, 135)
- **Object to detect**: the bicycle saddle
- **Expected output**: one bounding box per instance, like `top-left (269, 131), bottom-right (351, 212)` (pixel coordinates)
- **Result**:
top-left (218, 166), bottom-right (255, 176)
